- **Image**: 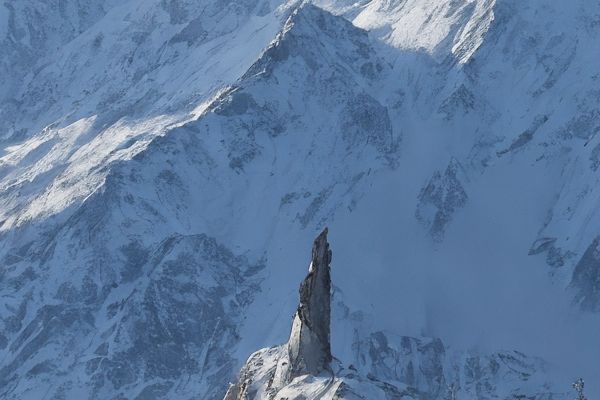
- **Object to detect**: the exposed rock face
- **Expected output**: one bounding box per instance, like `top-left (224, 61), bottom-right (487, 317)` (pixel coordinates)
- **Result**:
top-left (287, 227), bottom-right (333, 378)
top-left (268, 228), bottom-right (333, 390)
top-left (416, 159), bottom-right (468, 241)
top-left (225, 228), bottom-right (334, 398)
top-left (571, 237), bottom-right (600, 311)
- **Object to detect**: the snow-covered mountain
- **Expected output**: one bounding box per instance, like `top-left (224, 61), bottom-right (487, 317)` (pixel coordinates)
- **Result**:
top-left (1, 0), bottom-right (599, 399)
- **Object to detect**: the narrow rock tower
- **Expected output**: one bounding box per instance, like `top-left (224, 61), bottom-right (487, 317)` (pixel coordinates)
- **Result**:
top-left (271, 227), bottom-right (333, 387)
top-left (223, 229), bottom-right (334, 399)
top-left (289, 227), bottom-right (332, 373)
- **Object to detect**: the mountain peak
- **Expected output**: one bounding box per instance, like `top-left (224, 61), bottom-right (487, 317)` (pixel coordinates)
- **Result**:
top-left (282, 227), bottom-right (332, 380)
top-left (223, 230), bottom-right (407, 400)
top-left (225, 229), bottom-right (334, 399)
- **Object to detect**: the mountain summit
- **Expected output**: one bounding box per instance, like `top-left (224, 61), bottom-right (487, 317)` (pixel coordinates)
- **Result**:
top-left (223, 228), bottom-right (335, 399)
top-left (224, 229), bottom-right (408, 400)
top-left (278, 227), bottom-right (333, 382)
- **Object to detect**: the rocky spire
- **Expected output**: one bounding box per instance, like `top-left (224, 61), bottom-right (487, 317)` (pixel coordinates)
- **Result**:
top-left (290, 227), bottom-right (332, 373)
top-left (271, 228), bottom-right (333, 387)
top-left (224, 229), bottom-right (334, 399)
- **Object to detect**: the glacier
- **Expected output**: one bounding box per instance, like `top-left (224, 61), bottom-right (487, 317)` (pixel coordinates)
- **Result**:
top-left (1, 0), bottom-right (599, 399)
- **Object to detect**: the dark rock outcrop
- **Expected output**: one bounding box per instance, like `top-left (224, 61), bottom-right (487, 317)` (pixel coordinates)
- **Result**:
top-left (224, 228), bottom-right (336, 399)
top-left (571, 237), bottom-right (600, 311)
top-left (279, 227), bottom-right (333, 381)
top-left (416, 159), bottom-right (468, 241)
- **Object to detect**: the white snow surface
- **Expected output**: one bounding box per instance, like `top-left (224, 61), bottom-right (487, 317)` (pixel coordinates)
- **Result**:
top-left (1, 0), bottom-right (600, 399)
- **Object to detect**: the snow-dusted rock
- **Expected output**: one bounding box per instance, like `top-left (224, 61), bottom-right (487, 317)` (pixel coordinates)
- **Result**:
top-left (277, 228), bottom-right (333, 384)
top-left (224, 230), bottom-right (408, 400)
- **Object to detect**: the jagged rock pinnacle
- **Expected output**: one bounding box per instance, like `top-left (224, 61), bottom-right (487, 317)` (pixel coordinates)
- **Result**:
top-left (224, 229), bottom-right (334, 399)
top-left (290, 227), bottom-right (333, 375)
top-left (268, 227), bottom-right (333, 390)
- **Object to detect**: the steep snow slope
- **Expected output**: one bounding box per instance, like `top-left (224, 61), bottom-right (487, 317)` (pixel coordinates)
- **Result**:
top-left (316, 0), bottom-right (600, 308)
top-left (371, 0), bottom-right (600, 315)
top-left (0, 0), bottom-right (292, 228)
